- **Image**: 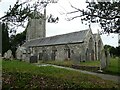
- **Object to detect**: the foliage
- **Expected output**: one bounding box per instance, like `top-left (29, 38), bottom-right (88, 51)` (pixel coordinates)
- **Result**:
top-left (104, 45), bottom-right (120, 57)
top-left (67, 0), bottom-right (120, 33)
top-left (2, 60), bottom-right (119, 89)
top-left (9, 30), bottom-right (26, 57)
top-left (2, 23), bottom-right (10, 56)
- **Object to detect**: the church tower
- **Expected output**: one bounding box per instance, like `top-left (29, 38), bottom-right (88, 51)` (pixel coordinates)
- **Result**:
top-left (26, 8), bottom-right (46, 41)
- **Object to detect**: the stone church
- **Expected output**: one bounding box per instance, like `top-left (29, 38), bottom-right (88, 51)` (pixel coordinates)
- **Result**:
top-left (16, 11), bottom-right (104, 62)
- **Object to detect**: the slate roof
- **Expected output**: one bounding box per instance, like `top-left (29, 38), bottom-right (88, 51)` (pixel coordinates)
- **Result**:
top-left (22, 29), bottom-right (89, 47)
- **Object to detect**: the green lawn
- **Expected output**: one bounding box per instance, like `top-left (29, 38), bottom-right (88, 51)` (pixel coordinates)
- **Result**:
top-left (40, 60), bottom-right (100, 67)
top-left (103, 58), bottom-right (120, 76)
top-left (2, 60), bottom-right (119, 89)
top-left (40, 60), bottom-right (100, 72)
top-left (41, 58), bottom-right (120, 76)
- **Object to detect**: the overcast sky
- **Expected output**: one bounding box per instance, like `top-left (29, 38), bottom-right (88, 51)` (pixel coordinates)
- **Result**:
top-left (0, 0), bottom-right (118, 47)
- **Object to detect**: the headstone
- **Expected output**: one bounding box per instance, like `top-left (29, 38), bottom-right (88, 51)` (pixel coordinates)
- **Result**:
top-left (16, 47), bottom-right (22, 60)
top-left (29, 56), bottom-right (38, 63)
top-left (3, 53), bottom-right (7, 59)
top-left (16, 46), bottom-right (27, 60)
top-left (4, 50), bottom-right (13, 60)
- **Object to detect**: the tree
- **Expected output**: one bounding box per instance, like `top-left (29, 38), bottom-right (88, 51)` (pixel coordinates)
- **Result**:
top-left (104, 45), bottom-right (120, 57)
top-left (9, 30), bottom-right (26, 57)
top-left (0, 0), bottom-right (59, 33)
top-left (2, 23), bottom-right (10, 56)
top-left (67, 0), bottom-right (120, 34)
top-left (115, 46), bottom-right (120, 57)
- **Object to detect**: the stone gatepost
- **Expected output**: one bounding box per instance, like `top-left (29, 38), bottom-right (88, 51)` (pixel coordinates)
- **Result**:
top-left (100, 50), bottom-right (106, 70)
top-left (99, 49), bottom-right (110, 71)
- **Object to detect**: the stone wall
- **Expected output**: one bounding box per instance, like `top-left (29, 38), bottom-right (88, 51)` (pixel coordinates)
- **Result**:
top-left (31, 43), bottom-right (87, 62)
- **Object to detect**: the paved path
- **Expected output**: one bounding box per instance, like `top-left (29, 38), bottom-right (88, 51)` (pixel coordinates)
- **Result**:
top-left (38, 64), bottom-right (120, 83)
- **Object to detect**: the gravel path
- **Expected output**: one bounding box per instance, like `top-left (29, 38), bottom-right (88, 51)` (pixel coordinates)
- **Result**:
top-left (38, 64), bottom-right (120, 83)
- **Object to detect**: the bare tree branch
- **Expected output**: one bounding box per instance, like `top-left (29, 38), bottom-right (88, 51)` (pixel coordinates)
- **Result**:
top-left (70, 4), bottom-right (120, 20)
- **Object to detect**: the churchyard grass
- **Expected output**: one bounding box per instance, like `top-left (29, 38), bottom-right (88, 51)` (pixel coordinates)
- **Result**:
top-left (103, 57), bottom-right (120, 76)
top-left (40, 58), bottom-right (120, 76)
top-left (40, 60), bottom-right (100, 72)
top-left (39, 60), bottom-right (74, 67)
top-left (2, 60), bottom-right (120, 89)
top-left (40, 60), bottom-right (100, 67)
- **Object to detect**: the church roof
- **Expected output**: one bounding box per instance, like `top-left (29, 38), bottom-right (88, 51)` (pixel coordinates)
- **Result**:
top-left (22, 29), bottom-right (89, 47)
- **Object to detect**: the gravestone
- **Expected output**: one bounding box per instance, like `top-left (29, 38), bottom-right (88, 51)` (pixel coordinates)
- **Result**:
top-left (29, 55), bottom-right (38, 63)
top-left (4, 50), bottom-right (13, 60)
top-left (3, 53), bottom-right (7, 59)
top-left (16, 46), bottom-right (27, 60)
top-left (16, 47), bottom-right (22, 60)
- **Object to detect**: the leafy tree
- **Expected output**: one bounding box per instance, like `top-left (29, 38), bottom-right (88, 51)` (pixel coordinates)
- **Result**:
top-left (2, 23), bottom-right (10, 56)
top-left (9, 30), bottom-right (26, 57)
top-left (115, 46), bottom-right (120, 57)
top-left (104, 45), bottom-right (120, 57)
top-left (67, 0), bottom-right (120, 34)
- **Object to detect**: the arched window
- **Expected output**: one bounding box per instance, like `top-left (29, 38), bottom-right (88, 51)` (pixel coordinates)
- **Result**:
top-left (86, 48), bottom-right (89, 61)
top-left (64, 45), bottom-right (70, 60)
top-left (88, 37), bottom-right (94, 60)
top-left (51, 46), bottom-right (57, 60)
top-left (94, 42), bottom-right (97, 60)
top-left (39, 47), bottom-right (46, 60)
